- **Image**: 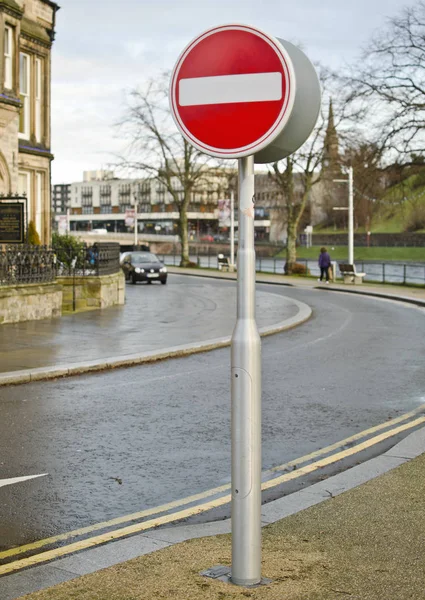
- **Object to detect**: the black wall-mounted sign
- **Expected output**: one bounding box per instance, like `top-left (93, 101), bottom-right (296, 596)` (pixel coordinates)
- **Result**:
top-left (0, 202), bottom-right (25, 243)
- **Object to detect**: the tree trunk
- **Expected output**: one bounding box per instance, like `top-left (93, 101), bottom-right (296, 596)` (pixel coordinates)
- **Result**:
top-left (285, 220), bottom-right (297, 274)
top-left (179, 209), bottom-right (190, 267)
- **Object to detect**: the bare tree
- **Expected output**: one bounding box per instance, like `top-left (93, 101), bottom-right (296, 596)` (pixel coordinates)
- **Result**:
top-left (343, 142), bottom-right (385, 230)
top-left (351, 2), bottom-right (425, 162)
top-left (269, 70), bottom-right (340, 274)
top-left (270, 156), bottom-right (320, 274)
top-left (118, 76), bottom-right (220, 267)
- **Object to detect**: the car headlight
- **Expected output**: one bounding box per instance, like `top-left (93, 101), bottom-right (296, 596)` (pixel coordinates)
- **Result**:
top-left (160, 267), bottom-right (167, 273)
top-left (135, 267), bottom-right (141, 273)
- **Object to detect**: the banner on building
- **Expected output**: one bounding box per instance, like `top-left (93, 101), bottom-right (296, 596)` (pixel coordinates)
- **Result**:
top-left (218, 198), bottom-right (231, 228)
top-left (0, 202), bottom-right (25, 243)
top-left (125, 209), bottom-right (135, 227)
top-left (58, 215), bottom-right (68, 235)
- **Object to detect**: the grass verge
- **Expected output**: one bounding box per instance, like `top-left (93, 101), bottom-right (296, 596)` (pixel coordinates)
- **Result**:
top-left (274, 246), bottom-right (425, 262)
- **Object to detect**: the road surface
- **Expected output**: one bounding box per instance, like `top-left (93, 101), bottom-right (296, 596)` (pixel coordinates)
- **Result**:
top-left (0, 275), bottom-right (424, 556)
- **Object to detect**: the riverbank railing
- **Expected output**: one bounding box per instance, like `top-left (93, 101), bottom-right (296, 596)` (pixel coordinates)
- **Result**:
top-left (157, 254), bottom-right (425, 286)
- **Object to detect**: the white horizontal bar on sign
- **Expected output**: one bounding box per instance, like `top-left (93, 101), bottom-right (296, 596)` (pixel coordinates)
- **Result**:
top-left (179, 72), bottom-right (282, 106)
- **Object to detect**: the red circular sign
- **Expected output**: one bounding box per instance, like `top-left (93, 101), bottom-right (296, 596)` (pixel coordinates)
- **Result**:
top-left (170, 24), bottom-right (295, 158)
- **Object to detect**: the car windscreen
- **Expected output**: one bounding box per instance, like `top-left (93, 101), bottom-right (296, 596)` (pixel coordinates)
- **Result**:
top-left (131, 253), bottom-right (160, 264)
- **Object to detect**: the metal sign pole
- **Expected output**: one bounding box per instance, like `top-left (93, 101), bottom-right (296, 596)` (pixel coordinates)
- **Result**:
top-left (230, 190), bottom-right (235, 267)
top-left (348, 166), bottom-right (354, 265)
top-left (231, 155), bottom-right (262, 586)
top-left (134, 200), bottom-right (138, 249)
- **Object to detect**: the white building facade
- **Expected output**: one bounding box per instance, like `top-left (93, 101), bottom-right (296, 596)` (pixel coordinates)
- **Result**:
top-left (64, 170), bottom-right (273, 241)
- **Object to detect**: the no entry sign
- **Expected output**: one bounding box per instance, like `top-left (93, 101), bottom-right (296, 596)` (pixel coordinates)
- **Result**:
top-left (169, 24), bottom-right (321, 588)
top-left (170, 24), bottom-right (296, 159)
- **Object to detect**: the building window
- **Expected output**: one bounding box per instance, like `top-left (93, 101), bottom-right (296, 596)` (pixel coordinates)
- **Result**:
top-left (19, 53), bottom-right (30, 138)
top-left (36, 172), bottom-right (43, 236)
top-left (18, 171), bottom-right (31, 227)
top-left (4, 25), bottom-right (13, 89)
top-left (100, 185), bottom-right (112, 206)
top-left (35, 58), bottom-right (42, 142)
top-left (100, 205), bottom-right (111, 214)
top-left (82, 206), bottom-right (92, 214)
top-left (81, 186), bottom-right (93, 204)
top-left (140, 202), bottom-right (151, 213)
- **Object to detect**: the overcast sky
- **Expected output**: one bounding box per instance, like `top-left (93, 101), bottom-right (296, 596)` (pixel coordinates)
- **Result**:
top-left (51, 0), bottom-right (409, 184)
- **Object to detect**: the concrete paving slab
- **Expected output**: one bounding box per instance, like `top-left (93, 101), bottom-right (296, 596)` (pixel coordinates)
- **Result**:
top-left (143, 520), bottom-right (232, 545)
top-left (385, 425), bottom-right (425, 459)
top-left (261, 487), bottom-right (331, 524)
top-left (0, 563), bottom-right (81, 600)
top-left (52, 535), bottom-right (171, 576)
top-left (289, 455), bottom-right (408, 501)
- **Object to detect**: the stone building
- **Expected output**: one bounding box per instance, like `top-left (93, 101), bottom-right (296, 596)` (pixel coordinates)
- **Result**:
top-left (0, 0), bottom-right (58, 243)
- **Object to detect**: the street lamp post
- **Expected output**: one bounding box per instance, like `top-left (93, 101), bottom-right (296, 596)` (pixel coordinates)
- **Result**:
top-left (230, 190), bottom-right (235, 268)
top-left (133, 191), bottom-right (139, 249)
top-left (333, 166), bottom-right (354, 264)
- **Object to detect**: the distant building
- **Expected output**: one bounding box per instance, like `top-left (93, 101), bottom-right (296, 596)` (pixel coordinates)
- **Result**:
top-left (0, 0), bottom-right (59, 243)
top-left (83, 169), bottom-right (115, 183)
top-left (68, 173), bottom-right (219, 238)
top-left (65, 170), bottom-right (274, 241)
top-left (52, 183), bottom-right (70, 215)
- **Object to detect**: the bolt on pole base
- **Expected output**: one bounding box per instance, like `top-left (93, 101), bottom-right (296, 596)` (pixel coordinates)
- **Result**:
top-left (201, 566), bottom-right (272, 588)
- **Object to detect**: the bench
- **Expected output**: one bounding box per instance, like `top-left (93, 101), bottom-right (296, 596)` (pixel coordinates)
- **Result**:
top-left (339, 263), bottom-right (366, 284)
top-left (217, 254), bottom-right (234, 272)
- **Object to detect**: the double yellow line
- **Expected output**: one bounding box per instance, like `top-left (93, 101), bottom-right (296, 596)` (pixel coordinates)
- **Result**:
top-left (1, 405), bottom-right (424, 576)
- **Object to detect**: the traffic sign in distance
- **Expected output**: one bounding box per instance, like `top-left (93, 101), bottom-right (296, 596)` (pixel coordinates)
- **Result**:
top-left (170, 24), bottom-right (320, 163)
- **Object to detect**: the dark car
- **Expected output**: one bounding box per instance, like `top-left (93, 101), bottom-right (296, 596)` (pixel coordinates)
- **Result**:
top-left (121, 252), bottom-right (167, 285)
top-left (213, 233), bottom-right (228, 242)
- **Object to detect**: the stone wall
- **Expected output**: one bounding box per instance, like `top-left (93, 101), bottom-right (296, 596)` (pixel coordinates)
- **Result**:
top-left (57, 271), bottom-right (125, 313)
top-left (0, 283), bottom-right (62, 324)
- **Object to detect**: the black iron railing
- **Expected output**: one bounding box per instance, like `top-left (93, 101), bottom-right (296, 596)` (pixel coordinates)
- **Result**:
top-left (0, 242), bottom-right (121, 286)
top-left (54, 242), bottom-right (120, 277)
top-left (96, 242), bottom-right (121, 275)
top-left (0, 245), bottom-right (57, 285)
top-left (158, 252), bottom-right (425, 286)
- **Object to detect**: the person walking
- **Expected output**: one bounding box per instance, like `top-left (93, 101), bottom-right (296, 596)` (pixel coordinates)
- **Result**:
top-left (318, 247), bottom-right (331, 283)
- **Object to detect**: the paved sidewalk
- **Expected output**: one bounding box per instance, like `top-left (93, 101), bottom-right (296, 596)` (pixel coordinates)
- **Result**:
top-left (168, 265), bottom-right (425, 305)
top-left (0, 275), bottom-right (309, 385)
top-left (3, 423), bottom-right (424, 600)
top-left (1, 268), bottom-right (423, 386)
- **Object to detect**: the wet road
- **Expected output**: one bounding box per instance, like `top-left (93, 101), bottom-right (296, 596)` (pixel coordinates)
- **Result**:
top-left (0, 278), bottom-right (424, 551)
top-left (0, 276), bottom-right (297, 373)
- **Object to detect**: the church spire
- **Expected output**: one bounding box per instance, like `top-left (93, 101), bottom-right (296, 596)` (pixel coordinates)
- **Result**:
top-left (322, 98), bottom-right (340, 174)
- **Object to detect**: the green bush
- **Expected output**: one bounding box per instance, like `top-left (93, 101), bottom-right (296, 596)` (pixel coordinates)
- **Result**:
top-left (27, 221), bottom-right (41, 245)
top-left (285, 262), bottom-right (310, 275)
top-left (51, 233), bottom-right (85, 269)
